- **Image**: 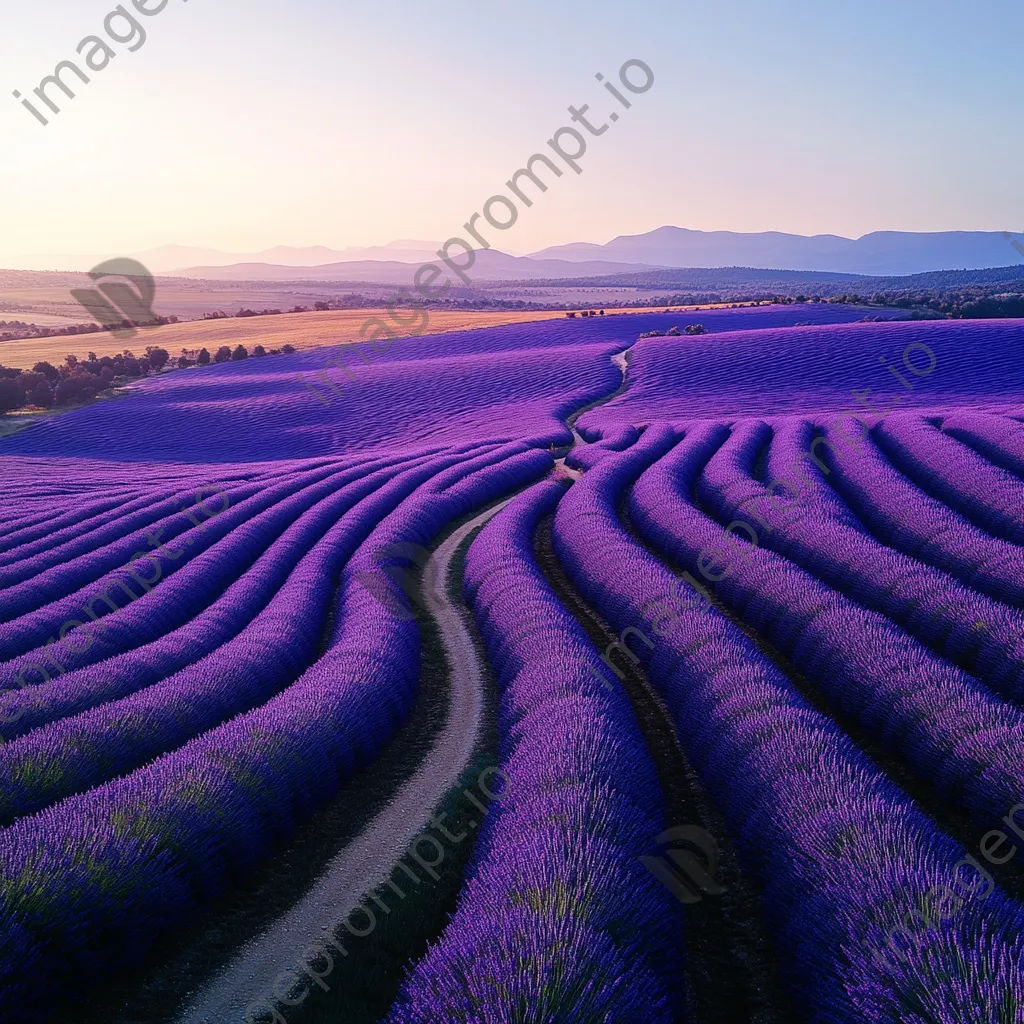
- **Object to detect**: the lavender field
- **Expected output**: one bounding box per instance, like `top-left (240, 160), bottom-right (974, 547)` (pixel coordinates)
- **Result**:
top-left (1, 304), bottom-right (1023, 1024)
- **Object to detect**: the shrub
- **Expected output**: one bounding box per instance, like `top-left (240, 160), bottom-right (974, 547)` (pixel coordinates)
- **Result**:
top-left (29, 383), bottom-right (54, 408)
top-left (281, 344), bottom-right (296, 354)
top-left (17, 372), bottom-right (46, 396)
top-left (252, 345), bottom-right (267, 357)
top-left (0, 378), bottom-right (22, 415)
top-left (55, 376), bottom-right (95, 406)
top-left (145, 347), bottom-right (170, 371)
top-left (32, 361), bottom-right (60, 382)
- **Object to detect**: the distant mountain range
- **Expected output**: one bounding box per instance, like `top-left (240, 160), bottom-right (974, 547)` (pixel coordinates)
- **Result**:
top-left (540, 263), bottom-right (1024, 291)
top-left (171, 251), bottom-right (655, 284)
top-left (530, 227), bottom-right (1024, 277)
top-left (4, 227), bottom-right (1023, 280)
top-left (0, 241), bottom-right (447, 275)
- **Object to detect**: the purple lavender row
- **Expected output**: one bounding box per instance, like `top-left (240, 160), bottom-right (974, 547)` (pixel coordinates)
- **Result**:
top-left (0, 447), bottom-right (490, 824)
top-left (0, 452), bottom-right (368, 572)
top-left (552, 425), bottom-right (1024, 1022)
top-left (0, 473), bottom-right (271, 626)
top-left (0, 488), bottom-right (159, 554)
top-left (633, 423), bottom-right (1024, 825)
top-left (940, 410), bottom-right (1024, 480)
top-left (875, 414), bottom-right (1024, 545)
top-left (565, 424), bottom-right (642, 471)
top-left (0, 454), bottom-right (265, 491)
top-left (0, 485), bottom-right (207, 570)
top-left (696, 418), bottom-right (1024, 701)
top-left (388, 479), bottom-right (681, 1023)
top-left (0, 454), bottom-right (444, 740)
top-left (0, 460), bottom-right (362, 664)
top-left (0, 477), bottom-right (259, 587)
top-left (2, 441), bottom-right (499, 701)
top-left (0, 456), bottom-right (295, 531)
top-left (0, 454), bottom-right (370, 565)
top-left (0, 457), bottom-right (352, 593)
top-left (0, 445), bottom-right (553, 1021)
top-left (809, 419), bottom-right (1024, 608)
top-left (765, 417), bottom-right (869, 529)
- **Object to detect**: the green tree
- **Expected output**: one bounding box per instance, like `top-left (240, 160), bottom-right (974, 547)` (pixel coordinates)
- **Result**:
top-left (0, 378), bottom-right (22, 415)
top-left (29, 382), bottom-right (54, 408)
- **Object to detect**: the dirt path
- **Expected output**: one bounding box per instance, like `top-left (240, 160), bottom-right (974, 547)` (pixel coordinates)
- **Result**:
top-left (175, 346), bottom-right (636, 1022)
top-left (174, 498), bottom-right (511, 1024)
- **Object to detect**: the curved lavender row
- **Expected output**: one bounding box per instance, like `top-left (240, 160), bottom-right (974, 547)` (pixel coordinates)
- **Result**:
top-left (940, 410), bottom-right (1024, 480)
top-left (875, 414), bottom-right (1024, 545)
top-left (0, 453), bottom-right (335, 496)
top-left (0, 452), bottom-right (445, 729)
top-left (0, 449), bottom-right (484, 823)
top-left (810, 421), bottom-right (1024, 608)
top-left (763, 417), bottom-right (870, 530)
top-left (636, 424), bottom-right (1024, 826)
top-left (565, 424), bottom-right (642, 471)
top-left (0, 455), bottom-right (446, 740)
top-left (0, 455), bottom-right (369, 566)
top-left (0, 446), bottom-right (553, 1021)
top-left (697, 419), bottom-right (1024, 700)
top-left (0, 471), bottom-right (277, 627)
top-left (0, 490), bottom-right (161, 556)
top-left (0, 460), bottom-right (346, 596)
top-left (0, 489), bottom-right (184, 570)
top-left (0, 478), bottom-right (263, 586)
top-left (0, 458), bottom-right (303, 540)
top-left (553, 426), bottom-right (1024, 1022)
top-left (421, 435), bottom-right (566, 506)
top-left (0, 461), bottom-right (365, 667)
top-left (388, 480), bottom-right (680, 1023)
top-left (1, 445), bottom-right (487, 688)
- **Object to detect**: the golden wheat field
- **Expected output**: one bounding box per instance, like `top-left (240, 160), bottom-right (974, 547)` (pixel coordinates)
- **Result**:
top-left (0, 303), bottom-right (754, 370)
top-left (0, 308), bottom-right (576, 369)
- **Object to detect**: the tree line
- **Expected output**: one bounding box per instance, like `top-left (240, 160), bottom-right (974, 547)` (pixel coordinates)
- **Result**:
top-left (0, 342), bottom-right (296, 416)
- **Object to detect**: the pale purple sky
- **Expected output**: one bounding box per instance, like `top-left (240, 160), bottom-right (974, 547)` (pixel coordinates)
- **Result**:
top-left (0, 0), bottom-right (1021, 264)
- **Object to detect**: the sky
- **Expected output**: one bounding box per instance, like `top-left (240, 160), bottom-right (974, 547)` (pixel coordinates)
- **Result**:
top-left (0, 0), bottom-right (1022, 265)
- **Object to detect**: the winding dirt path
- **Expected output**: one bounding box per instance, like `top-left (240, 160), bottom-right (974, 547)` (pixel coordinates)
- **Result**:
top-left (176, 345), bottom-right (637, 1022)
top-left (174, 497), bottom-right (511, 1024)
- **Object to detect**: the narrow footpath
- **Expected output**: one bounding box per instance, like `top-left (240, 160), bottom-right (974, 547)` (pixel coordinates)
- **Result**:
top-left (174, 498), bottom-right (511, 1024)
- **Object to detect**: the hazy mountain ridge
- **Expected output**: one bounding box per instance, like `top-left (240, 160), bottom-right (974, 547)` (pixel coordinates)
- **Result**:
top-left (530, 226), bottom-right (1024, 276)
top-left (5, 227), bottom-right (1023, 281)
